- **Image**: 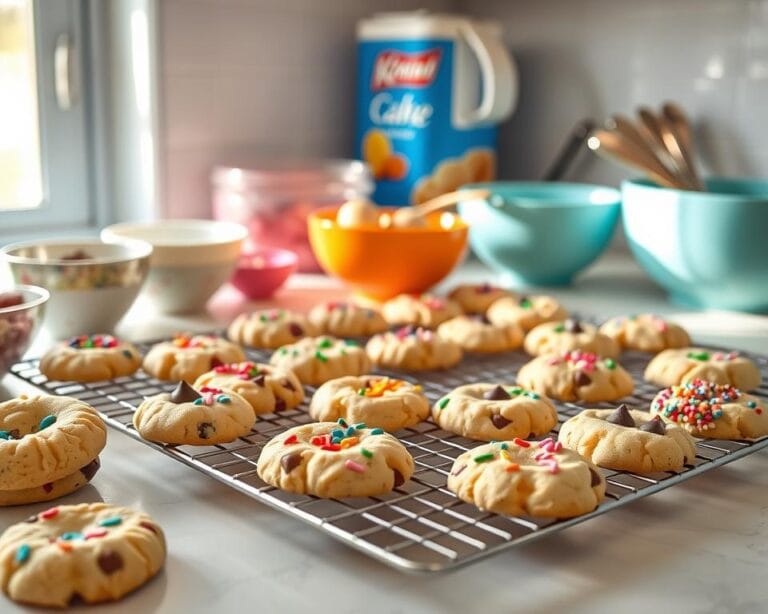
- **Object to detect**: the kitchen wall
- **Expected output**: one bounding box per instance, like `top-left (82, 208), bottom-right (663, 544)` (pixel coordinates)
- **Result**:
top-left (156, 0), bottom-right (768, 218)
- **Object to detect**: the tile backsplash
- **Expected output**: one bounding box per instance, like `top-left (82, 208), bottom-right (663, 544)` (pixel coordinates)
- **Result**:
top-left (156, 0), bottom-right (768, 218)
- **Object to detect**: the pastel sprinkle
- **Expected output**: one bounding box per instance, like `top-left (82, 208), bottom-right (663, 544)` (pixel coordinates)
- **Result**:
top-left (554, 324), bottom-right (565, 332)
top-left (331, 429), bottom-right (344, 440)
top-left (747, 401), bottom-right (757, 409)
top-left (345, 426), bottom-right (356, 437)
top-left (40, 507), bottom-right (59, 520)
top-left (354, 423), bottom-right (366, 429)
top-left (344, 459), bottom-right (366, 473)
top-left (84, 529), bottom-right (108, 540)
top-left (687, 351), bottom-right (710, 361)
top-left (500, 450), bottom-right (513, 462)
top-left (505, 463), bottom-right (520, 473)
top-left (370, 428), bottom-right (384, 435)
top-left (61, 532), bottom-right (83, 541)
top-left (57, 542), bottom-right (73, 553)
top-left (321, 444), bottom-right (341, 452)
top-left (337, 418), bottom-right (348, 427)
top-left (507, 387), bottom-right (523, 396)
top-left (525, 391), bottom-right (540, 400)
top-left (604, 358), bottom-right (616, 370)
top-left (340, 436), bottom-right (359, 449)
top-left (38, 415), bottom-right (56, 431)
top-left (99, 516), bottom-right (122, 527)
top-left (15, 545), bottom-right (30, 564)
top-left (438, 397), bottom-right (450, 410)
top-left (499, 442), bottom-right (509, 450)
top-left (216, 395), bottom-right (231, 404)
top-left (314, 351), bottom-right (328, 362)
top-left (513, 438), bottom-right (530, 448)
top-left (284, 434), bottom-right (298, 445)
top-left (0, 431), bottom-right (10, 440)
top-left (474, 453), bottom-right (495, 463)
top-left (653, 379), bottom-right (738, 431)
top-left (318, 338), bottom-right (333, 349)
top-left (360, 448), bottom-right (373, 459)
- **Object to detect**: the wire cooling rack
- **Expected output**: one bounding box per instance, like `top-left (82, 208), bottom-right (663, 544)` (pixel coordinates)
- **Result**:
top-left (9, 343), bottom-right (768, 573)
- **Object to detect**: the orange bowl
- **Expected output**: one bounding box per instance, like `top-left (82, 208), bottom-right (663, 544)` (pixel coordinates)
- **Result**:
top-left (308, 207), bottom-right (468, 301)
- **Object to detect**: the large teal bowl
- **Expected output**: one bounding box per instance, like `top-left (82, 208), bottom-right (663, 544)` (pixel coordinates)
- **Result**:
top-left (622, 178), bottom-right (768, 312)
top-left (457, 182), bottom-right (621, 286)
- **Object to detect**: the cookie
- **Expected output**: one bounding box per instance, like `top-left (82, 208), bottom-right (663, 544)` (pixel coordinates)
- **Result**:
top-left (381, 293), bottom-right (462, 329)
top-left (39, 334), bottom-right (142, 382)
top-left (432, 384), bottom-right (558, 441)
top-left (256, 421), bottom-right (415, 498)
top-left (487, 294), bottom-right (568, 332)
top-left (599, 314), bottom-right (691, 353)
top-left (447, 283), bottom-right (515, 314)
top-left (227, 309), bottom-right (319, 349)
top-left (644, 348), bottom-right (761, 391)
top-left (447, 438), bottom-right (605, 518)
top-left (269, 336), bottom-right (371, 386)
top-left (366, 326), bottom-right (462, 371)
top-left (0, 395), bottom-right (107, 490)
top-left (651, 379), bottom-right (768, 439)
top-left (142, 333), bottom-right (246, 383)
top-left (133, 382), bottom-right (254, 445)
top-left (0, 458), bottom-right (100, 507)
top-left (517, 351), bottom-right (635, 402)
top-left (309, 376), bottom-right (429, 431)
top-left (308, 301), bottom-right (389, 337)
top-left (193, 361), bottom-right (303, 415)
top-left (0, 502), bottom-right (165, 607)
top-left (558, 406), bottom-right (696, 473)
top-left (524, 319), bottom-right (620, 358)
top-left (436, 314), bottom-right (523, 353)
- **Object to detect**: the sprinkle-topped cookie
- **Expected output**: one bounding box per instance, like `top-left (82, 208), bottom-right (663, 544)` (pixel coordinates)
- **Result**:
top-left (269, 336), bottom-right (371, 386)
top-left (228, 309), bottom-right (318, 349)
top-left (524, 320), bottom-right (620, 358)
top-left (68, 334), bottom-right (119, 349)
top-left (308, 300), bottom-right (389, 337)
top-left (366, 326), bottom-right (462, 371)
top-left (381, 293), bottom-right (462, 329)
top-left (40, 336), bottom-right (143, 382)
top-left (645, 347), bottom-right (761, 391)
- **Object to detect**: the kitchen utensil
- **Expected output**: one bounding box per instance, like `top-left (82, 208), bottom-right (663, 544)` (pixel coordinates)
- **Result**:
top-left (388, 188), bottom-right (491, 228)
top-left (211, 160), bottom-right (373, 272)
top-left (308, 207), bottom-right (468, 301)
top-left (1, 239), bottom-right (152, 338)
top-left (101, 220), bottom-right (247, 314)
top-left (661, 102), bottom-right (704, 190)
top-left (622, 177), bottom-right (768, 312)
top-left (230, 247), bottom-right (298, 300)
top-left (541, 118), bottom-right (596, 181)
top-left (457, 182), bottom-right (621, 286)
top-left (587, 130), bottom-right (686, 189)
top-left (0, 285), bottom-right (48, 375)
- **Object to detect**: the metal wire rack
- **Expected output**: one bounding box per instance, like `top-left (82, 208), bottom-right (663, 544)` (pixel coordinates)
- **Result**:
top-left (9, 342), bottom-right (768, 573)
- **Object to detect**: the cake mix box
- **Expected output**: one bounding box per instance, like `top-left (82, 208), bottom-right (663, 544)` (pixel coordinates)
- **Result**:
top-left (356, 12), bottom-right (517, 205)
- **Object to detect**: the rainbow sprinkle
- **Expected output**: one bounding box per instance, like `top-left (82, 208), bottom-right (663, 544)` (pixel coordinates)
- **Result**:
top-left (548, 350), bottom-right (600, 372)
top-left (357, 377), bottom-right (407, 398)
top-left (652, 378), bottom-right (737, 431)
top-left (68, 334), bottom-right (118, 349)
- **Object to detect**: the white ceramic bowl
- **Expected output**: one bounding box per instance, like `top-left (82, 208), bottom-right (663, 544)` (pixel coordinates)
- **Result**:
top-left (1, 239), bottom-right (152, 339)
top-left (101, 219), bottom-right (248, 313)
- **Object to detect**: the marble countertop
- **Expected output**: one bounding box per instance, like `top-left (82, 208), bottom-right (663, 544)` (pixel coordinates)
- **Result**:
top-left (2, 254), bottom-right (767, 613)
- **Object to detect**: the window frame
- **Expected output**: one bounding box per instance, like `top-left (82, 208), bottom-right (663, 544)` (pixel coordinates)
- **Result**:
top-left (1, 0), bottom-right (94, 233)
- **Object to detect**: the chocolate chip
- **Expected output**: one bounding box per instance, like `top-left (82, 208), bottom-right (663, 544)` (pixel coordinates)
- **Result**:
top-left (209, 356), bottom-right (224, 369)
top-left (252, 374), bottom-right (266, 387)
top-left (483, 385), bottom-right (511, 400)
top-left (197, 422), bottom-right (215, 439)
top-left (280, 452), bottom-right (302, 473)
top-left (274, 398), bottom-right (287, 412)
top-left (8, 429), bottom-right (19, 440)
top-left (97, 551), bottom-right (124, 575)
top-left (518, 295), bottom-right (529, 305)
top-left (605, 404), bottom-right (635, 428)
top-left (68, 593), bottom-right (85, 607)
top-left (639, 416), bottom-right (666, 435)
top-left (42, 483), bottom-right (53, 493)
top-left (393, 469), bottom-right (405, 488)
top-left (451, 464), bottom-right (466, 477)
top-left (491, 414), bottom-right (511, 429)
top-left (170, 381), bottom-right (201, 404)
top-left (288, 323), bottom-right (303, 337)
top-left (589, 468), bottom-right (602, 487)
top-left (573, 371), bottom-right (591, 387)
top-left (564, 318), bottom-right (583, 333)
top-left (80, 458), bottom-right (101, 481)
top-left (471, 313), bottom-right (492, 324)
top-left (282, 379), bottom-right (296, 392)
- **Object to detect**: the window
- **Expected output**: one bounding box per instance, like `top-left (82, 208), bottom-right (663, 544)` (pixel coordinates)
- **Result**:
top-left (0, 0), bottom-right (91, 232)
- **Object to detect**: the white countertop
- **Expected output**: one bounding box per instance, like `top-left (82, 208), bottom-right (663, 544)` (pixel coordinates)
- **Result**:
top-left (2, 254), bottom-right (767, 613)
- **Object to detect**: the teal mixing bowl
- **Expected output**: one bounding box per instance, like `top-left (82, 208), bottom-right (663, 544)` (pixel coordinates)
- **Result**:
top-left (457, 182), bottom-right (621, 286)
top-left (622, 178), bottom-right (768, 313)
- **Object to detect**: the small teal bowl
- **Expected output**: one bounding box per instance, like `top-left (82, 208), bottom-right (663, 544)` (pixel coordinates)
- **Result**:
top-left (622, 177), bottom-right (768, 313)
top-left (457, 182), bottom-right (621, 286)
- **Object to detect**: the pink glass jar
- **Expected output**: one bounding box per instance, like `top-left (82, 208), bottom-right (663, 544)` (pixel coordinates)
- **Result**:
top-left (211, 160), bottom-right (373, 272)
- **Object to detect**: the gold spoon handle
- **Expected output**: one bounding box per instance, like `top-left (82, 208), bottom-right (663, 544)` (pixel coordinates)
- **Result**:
top-left (415, 188), bottom-right (492, 215)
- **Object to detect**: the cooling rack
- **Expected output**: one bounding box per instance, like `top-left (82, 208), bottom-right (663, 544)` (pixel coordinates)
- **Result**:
top-left (9, 343), bottom-right (768, 573)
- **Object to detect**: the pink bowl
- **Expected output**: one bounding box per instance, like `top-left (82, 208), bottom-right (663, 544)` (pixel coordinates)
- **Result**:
top-left (230, 248), bottom-right (298, 299)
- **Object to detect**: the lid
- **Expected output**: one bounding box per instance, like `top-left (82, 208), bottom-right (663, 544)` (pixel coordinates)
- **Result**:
top-left (212, 159), bottom-right (373, 197)
top-left (357, 11), bottom-right (502, 40)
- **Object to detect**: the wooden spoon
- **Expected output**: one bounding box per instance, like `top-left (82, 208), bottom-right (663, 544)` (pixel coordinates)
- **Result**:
top-left (661, 102), bottom-right (704, 190)
top-left (587, 130), bottom-right (687, 189)
top-left (388, 188), bottom-right (491, 228)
